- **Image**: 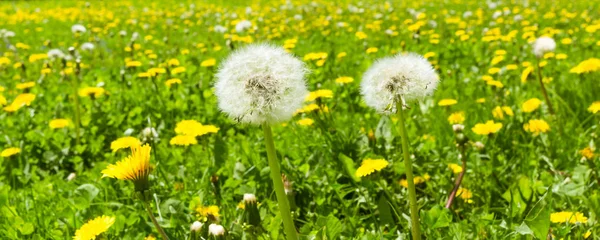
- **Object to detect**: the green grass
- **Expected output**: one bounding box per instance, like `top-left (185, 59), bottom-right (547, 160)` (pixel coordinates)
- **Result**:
top-left (0, 0), bottom-right (599, 239)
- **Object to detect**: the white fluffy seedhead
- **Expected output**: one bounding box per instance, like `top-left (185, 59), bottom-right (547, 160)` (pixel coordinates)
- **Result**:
top-left (360, 52), bottom-right (438, 114)
top-left (532, 37), bottom-right (556, 58)
top-left (215, 43), bottom-right (308, 125)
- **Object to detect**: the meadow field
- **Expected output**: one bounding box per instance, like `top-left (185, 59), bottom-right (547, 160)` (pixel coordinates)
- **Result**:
top-left (0, 0), bottom-right (599, 239)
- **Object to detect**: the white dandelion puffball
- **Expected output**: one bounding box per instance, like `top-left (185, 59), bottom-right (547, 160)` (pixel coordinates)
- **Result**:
top-left (208, 224), bottom-right (225, 236)
top-left (361, 52), bottom-right (438, 114)
top-left (190, 221), bottom-right (203, 232)
top-left (215, 44), bottom-right (308, 125)
top-left (71, 24), bottom-right (86, 34)
top-left (532, 37), bottom-right (556, 58)
top-left (235, 20), bottom-right (252, 33)
top-left (213, 25), bottom-right (227, 34)
top-left (47, 49), bottom-right (65, 59)
top-left (80, 42), bottom-right (95, 51)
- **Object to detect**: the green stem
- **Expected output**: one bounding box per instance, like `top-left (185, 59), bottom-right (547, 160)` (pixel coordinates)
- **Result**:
top-left (72, 76), bottom-right (81, 147)
top-left (262, 124), bottom-right (298, 240)
top-left (536, 58), bottom-right (555, 115)
top-left (143, 200), bottom-right (169, 240)
top-left (396, 100), bottom-right (421, 240)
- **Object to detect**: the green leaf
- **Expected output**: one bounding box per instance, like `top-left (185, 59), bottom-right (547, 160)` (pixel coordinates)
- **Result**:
top-left (377, 194), bottom-right (395, 227)
top-left (18, 222), bottom-right (34, 235)
top-left (422, 205), bottom-right (452, 229)
top-left (523, 193), bottom-right (551, 239)
top-left (514, 222), bottom-right (533, 236)
top-left (338, 153), bottom-right (359, 182)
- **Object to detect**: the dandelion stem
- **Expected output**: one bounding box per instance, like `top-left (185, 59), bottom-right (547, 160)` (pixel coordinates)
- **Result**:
top-left (71, 76), bottom-right (81, 147)
top-left (536, 59), bottom-right (555, 115)
top-left (262, 124), bottom-right (298, 240)
top-left (445, 146), bottom-right (467, 209)
top-left (143, 200), bottom-right (169, 240)
top-left (396, 99), bottom-right (421, 240)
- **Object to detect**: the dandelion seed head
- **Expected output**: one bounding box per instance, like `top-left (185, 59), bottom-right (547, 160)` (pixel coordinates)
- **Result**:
top-left (215, 43), bottom-right (308, 125)
top-left (533, 37), bottom-right (556, 58)
top-left (208, 224), bottom-right (225, 236)
top-left (71, 24), bottom-right (86, 34)
top-left (360, 52), bottom-right (438, 114)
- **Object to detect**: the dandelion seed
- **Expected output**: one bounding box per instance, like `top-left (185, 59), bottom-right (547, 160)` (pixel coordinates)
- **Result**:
top-left (214, 44), bottom-right (308, 125)
top-left (360, 53), bottom-right (438, 113)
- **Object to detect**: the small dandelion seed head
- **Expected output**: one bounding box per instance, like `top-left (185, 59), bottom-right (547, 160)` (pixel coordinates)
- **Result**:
top-left (215, 43), bottom-right (309, 125)
top-left (243, 193), bottom-right (257, 204)
top-left (360, 52), bottom-right (438, 114)
top-left (190, 221), bottom-right (203, 232)
top-left (208, 224), bottom-right (225, 236)
top-left (71, 24), bottom-right (86, 34)
top-left (532, 37), bottom-right (556, 58)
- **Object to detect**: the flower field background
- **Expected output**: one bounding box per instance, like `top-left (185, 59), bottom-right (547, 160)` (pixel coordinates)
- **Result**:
top-left (1, 0), bottom-right (600, 239)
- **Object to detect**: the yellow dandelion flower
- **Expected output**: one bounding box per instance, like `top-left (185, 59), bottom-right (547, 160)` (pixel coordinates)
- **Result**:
top-left (168, 58), bottom-right (180, 66)
top-left (201, 58), bottom-right (217, 67)
top-left (550, 211), bottom-right (588, 224)
top-left (523, 119), bottom-right (550, 135)
top-left (448, 163), bottom-right (463, 174)
top-left (337, 52), bottom-right (347, 58)
top-left (110, 137), bottom-right (141, 152)
top-left (73, 215), bottom-right (115, 240)
top-left (472, 120), bottom-right (502, 135)
top-left (165, 78), bottom-right (182, 87)
top-left (16, 81), bottom-right (35, 90)
top-left (456, 188), bottom-right (473, 203)
top-left (476, 98), bottom-right (486, 103)
top-left (0, 95), bottom-right (6, 106)
top-left (366, 47), bottom-right (378, 54)
top-left (102, 144), bottom-right (152, 191)
top-left (522, 98), bottom-right (542, 113)
top-left (570, 58), bottom-right (600, 74)
top-left (424, 52), bottom-right (435, 59)
top-left (492, 106), bottom-right (505, 119)
top-left (78, 87), bottom-right (106, 98)
top-left (175, 120), bottom-right (219, 137)
top-left (145, 235), bottom-right (157, 240)
top-left (355, 158), bottom-right (389, 177)
top-left (506, 64), bottom-right (518, 70)
top-left (170, 135), bottom-right (198, 146)
top-left (49, 119), bottom-right (70, 129)
top-left (1, 147), bottom-right (21, 157)
top-left (195, 205), bottom-right (220, 219)
top-left (488, 67), bottom-right (501, 74)
top-left (438, 99), bottom-right (457, 106)
top-left (521, 66), bottom-right (534, 83)
top-left (355, 31), bottom-right (367, 40)
top-left (171, 66), bottom-right (186, 75)
top-left (502, 106), bottom-right (514, 116)
top-left (297, 118), bottom-right (314, 126)
top-left (448, 112), bottom-right (465, 124)
top-left (580, 147), bottom-right (595, 160)
top-left (305, 89), bottom-right (333, 101)
top-left (486, 80), bottom-right (504, 88)
top-left (335, 76), bottom-right (354, 84)
top-left (556, 53), bottom-right (567, 60)
top-left (399, 174), bottom-right (429, 188)
top-left (126, 61), bottom-right (142, 68)
top-left (588, 101), bottom-right (600, 113)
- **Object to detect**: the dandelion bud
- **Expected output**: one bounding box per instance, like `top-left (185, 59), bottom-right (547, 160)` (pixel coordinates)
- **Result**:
top-left (140, 127), bottom-right (159, 143)
top-left (215, 44), bottom-right (309, 125)
top-left (532, 37), bottom-right (556, 58)
top-left (208, 224), bottom-right (225, 236)
top-left (243, 193), bottom-right (261, 226)
top-left (452, 124), bottom-right (465, 133)
top-left (191, 221), bottom-right (203, 231)
top-left (474, 141), bottom-right (485, 150)
top-left (67, 172), bottom-right (76, 181)
top-left (361, 53), bottom-right (438, 113)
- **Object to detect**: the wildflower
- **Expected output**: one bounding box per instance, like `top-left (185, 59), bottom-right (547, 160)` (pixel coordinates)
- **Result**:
top-left (80, 42), bottom-right (95, 51)
top-left (580, 147), bottom-right (595, 160)
top-left (550, 212), bottom-right (588, 224)
top-left (1, 147), bottom-right (21, 157)
top-left (175, 120), bottom-right (219, 137)
top-left (335, 76), bottom-right (354, 84)
top-left (73, 215), bottom-right (115, 240)
top-left (366, 47), bottom-right (378, 54)
top-left (67, 172), bottom-right (76, 181)
top-left (126, 61), bottom-right (142, 68)
top-left (522, 98), bottom-right (542, 113)
top-left (144, 235), bottom-right (156, 240)
top-left (532, 37), bottom-right (556, 58)
top-left (305, 89), bottom-right (333, 101)
top-left (523, 119), bottom-right (550, 135)
top-left (355, 31), bottom-right (367, 39)
top-left (171, 66), bottom-right (186, 75)
top-left (456, 188), bottom-right (473, 203)
top-left (214, 44), bottom-right (308, 125)
top-left (71, 24), bottom-right (87, 34)
top-left (3, 93), bottom-right (36, 112)
top-left (438, 99), bottom-right (457, 106)
top-left (361, 53), bottom-right (438, 113)
top-left (47, 49), bottom-right (65, 59)
top-left (570, 58), bottom-right (600, 74)
top-left (492, 106), bottom-right (513, 119)
top-left (0, 95), bottom-right (5, 106)
top-left (49, 119), bottom-right (70, 129)
top-left (235, 20), bottom-right (252, 32)
top-left (297, 118), bottom-right (314, 126)
top-left (196, 205), bottom-right (220, 219)
top-left (168, 58), bottom-right (180, 66)
top-left (355, 158), bottom-right (389, 177)
top-left (448, 112), bottom-right (465, 124)
top-left (208, 224), bottom-right (226, 236)
top-left (400, 174), bottom-right (430, 188)
top-left (165, 78), bottom-right (182, 87)
top-left (472, 120), bottom-right (502, 135)
top-left (448, 163), bottom-right (463, 174)
top-left (102, 144), bottom-right (152, 192)
top-left (191, 221), bottom-right (203, 232)
top-left (170, 135), bottom-right (198, 146)
top-left (110, 137), bottom-right (141, 152)
top-left (337, 52), bottom-right (347, 58)
top-left (79, 87), bottom-right (106, 98)
top-left (16, 81), bottom-right (35, 90)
